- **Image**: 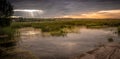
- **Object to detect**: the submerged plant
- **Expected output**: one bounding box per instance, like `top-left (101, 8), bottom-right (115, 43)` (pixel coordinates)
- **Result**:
top-left (118, 26), bottom-right (120, 33)
top-left (108, 38), bottom-right (114, 42)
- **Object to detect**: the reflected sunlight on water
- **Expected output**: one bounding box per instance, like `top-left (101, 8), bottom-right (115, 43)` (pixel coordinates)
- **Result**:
top-left (16, 27), bottom-right (119, 59)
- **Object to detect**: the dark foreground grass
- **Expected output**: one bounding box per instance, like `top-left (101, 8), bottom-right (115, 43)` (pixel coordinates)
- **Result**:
top-left (0, 27), bottom-right (19, 56)
top-left (0, 27), bottom-right (17, 44)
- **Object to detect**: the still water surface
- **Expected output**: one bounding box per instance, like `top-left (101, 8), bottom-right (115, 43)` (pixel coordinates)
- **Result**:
top-left (16, 27), bottom-right (120, 59)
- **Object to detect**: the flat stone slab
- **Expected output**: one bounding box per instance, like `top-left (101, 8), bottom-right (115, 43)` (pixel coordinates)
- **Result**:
top-left (73, 43), bottom-right (120, 59)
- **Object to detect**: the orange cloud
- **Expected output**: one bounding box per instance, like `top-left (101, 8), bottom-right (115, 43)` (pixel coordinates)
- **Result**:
top-left (59, 9), bottom-right (120, 19)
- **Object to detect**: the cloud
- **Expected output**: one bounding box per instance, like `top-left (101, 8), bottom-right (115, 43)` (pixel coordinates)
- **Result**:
top-left (59, 9), bottom-right (120, 19)
top-left (11, 0), bottom-right (120, 18)
top-left (13, 9), bottom-right (44, 18)
top-left (14, 9), bottom-right (44, 13)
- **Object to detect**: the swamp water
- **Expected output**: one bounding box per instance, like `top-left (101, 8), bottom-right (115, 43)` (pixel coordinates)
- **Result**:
top-left (0, 27), bottom-right (120, 59)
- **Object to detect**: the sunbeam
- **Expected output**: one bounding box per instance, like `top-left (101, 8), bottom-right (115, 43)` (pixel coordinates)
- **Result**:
top-left (14, 9), bottom-right (44, 18)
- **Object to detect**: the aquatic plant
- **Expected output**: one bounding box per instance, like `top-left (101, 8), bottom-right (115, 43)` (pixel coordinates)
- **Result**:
top-left (118, 26), bottom-right (120, 33)
top-left (108, 38), bottom-right (114, 42)
top-left (11, 19), bottom-right (120, 32)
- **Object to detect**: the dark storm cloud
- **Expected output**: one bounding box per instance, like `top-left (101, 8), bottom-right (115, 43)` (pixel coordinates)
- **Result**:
top-left (9, 0), bottom-right (120, 18)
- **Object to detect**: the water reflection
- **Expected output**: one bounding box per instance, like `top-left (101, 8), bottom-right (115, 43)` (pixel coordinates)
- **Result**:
top-left (0, 27), bottom-right (119, 59)
top-left (0, 34), bottom-right (38, 59)
top-left (19, 27), bottom-right (81, 37)
top-left (17, 27), bottom-right (120, 59)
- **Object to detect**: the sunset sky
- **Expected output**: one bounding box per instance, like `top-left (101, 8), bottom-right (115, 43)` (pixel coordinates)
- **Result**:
top-left (10, 0), bottom-right (120, 18)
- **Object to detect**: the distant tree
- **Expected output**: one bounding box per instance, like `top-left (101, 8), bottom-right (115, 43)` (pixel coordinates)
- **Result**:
top-left (0, 0), bottom-right (13, 17)
top-left (0, 0), bottom-right (13, 27)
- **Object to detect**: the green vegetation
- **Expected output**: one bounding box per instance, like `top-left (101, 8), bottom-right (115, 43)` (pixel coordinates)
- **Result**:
top-left (11, 19), bottom-right (120, 32)
top-left (0, 0), bottom-right (13, 27)
top-left (0, 27), bottom-right (17, 44)
top-left (0, 19), bottom-right (120, 42)
top-left (0, 27), bottom-right (15, 36)
top-left (9, 19), bottom-right (120, 36)
top-left (0, 0), bottom-right (15, 56)
top-left (0, 27), bottom-right (18, 56)
top-left (0, 18), bottom-right (120, 56)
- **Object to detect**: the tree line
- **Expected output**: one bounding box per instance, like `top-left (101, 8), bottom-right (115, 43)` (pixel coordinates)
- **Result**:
top-left (0, 0), bottom-right (13, 27)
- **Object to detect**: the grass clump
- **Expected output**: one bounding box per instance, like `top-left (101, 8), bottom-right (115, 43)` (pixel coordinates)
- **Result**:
top-left (0, 27), bottom-right (17, 44)
top-left (10, 19), bottom-right (120, 35)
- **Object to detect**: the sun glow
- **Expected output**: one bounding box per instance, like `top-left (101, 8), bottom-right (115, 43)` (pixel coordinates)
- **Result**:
top-left (59, 9), bottom-right (120, 19)
top-left (14, 9), bottom-right (43, 12)
top-left (14, 9), bottom-right (44, 18)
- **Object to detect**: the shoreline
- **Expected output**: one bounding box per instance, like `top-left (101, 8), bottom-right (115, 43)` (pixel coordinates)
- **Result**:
top-left (72, 42), bottom-right (120, 59)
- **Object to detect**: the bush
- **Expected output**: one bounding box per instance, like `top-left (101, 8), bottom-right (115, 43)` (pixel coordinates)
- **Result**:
top-left (0, 18), bottom-right (11, 27)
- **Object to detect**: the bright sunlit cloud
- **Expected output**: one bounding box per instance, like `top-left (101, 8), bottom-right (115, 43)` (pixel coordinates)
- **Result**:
top-left (59, 9), bottom-right (120, 19)
top-left (14, 9), bottom-right (44, 18)
top-left (14, 9), bottom-right (44, 13)
top-left (98, 10), bottom-right (120, 13)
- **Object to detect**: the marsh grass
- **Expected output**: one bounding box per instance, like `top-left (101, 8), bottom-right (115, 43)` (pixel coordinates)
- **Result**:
top-left (11, 19), bottom-right (120, 32)
top-left (0, 27), bottom-right (18, 44)
top-left (0, 27), bottom-right (15, 36)
top-left (1, 19), bottom-right (119, 37)
top-left (0, 19), bottom-right (120, 57)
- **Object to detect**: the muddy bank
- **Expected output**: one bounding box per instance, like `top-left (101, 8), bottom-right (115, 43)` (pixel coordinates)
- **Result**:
top-left (0, 43), bottom-right (120, 59)
top-left (72, 42), bottom-right (120, 59)
top-left (0, 48), bottom-right (38, 59)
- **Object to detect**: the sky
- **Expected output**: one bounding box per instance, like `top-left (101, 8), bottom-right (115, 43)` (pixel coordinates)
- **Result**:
top-left (10, 0), bottom-right (120, 18)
